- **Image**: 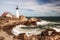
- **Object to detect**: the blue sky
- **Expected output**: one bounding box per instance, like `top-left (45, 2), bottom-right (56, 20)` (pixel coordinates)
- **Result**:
top-left (0, 0), bottom-right (60, 17)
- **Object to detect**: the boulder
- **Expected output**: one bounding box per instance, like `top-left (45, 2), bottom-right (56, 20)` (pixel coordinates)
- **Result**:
top-left (28, 18), bottom-right (39, 25)
top-left (19, 15), bottom-right (28, 22)
top-left (28, 18), bottom-right (39, 23)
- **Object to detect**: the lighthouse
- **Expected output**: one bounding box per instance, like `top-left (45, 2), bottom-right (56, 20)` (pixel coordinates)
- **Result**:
top-left (16, 6), bottom-right (19, 18)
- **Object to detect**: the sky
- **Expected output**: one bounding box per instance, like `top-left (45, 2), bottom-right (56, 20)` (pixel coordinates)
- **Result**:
top-left (0, 0), bottom-right (60, 17)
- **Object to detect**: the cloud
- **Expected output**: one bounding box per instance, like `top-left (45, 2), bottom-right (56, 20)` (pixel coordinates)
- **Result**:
top-left (37, 0), bottom-right (60, 4)
top-left (0, 0), bottom-right (60, 16)
top-left (20, 0), bottom-right (60, 16)
top-left (20, 0), bottom-right (60, 11)
top-left (55, 4), bottom-right (60, 6)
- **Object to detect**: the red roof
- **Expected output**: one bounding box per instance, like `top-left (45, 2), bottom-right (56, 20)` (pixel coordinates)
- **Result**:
top-left (2, 12), bottom-right (13, 16)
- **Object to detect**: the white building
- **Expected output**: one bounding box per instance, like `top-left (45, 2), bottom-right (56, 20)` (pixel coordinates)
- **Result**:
top-left (16, 6), bottom-right (19, 18)
top-left (2, 12), bottom-right (14, 17)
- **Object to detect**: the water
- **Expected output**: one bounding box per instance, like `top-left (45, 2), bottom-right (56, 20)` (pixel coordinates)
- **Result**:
top-left (27, 17), bottom-right (60, 22)
top-left (11, 25), bottom-right (45, 36)
top-left (12, 17), bottom-right (60, 36)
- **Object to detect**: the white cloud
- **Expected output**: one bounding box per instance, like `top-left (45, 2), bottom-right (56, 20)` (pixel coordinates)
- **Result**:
top-left (0, 0), bottom-right (60, 16)
top-left (19, 0), bottom-right (60, 12)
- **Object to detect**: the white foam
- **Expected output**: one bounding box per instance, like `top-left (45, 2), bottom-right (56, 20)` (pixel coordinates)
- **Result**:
top-left (11, 25), bottom-right (27, 36)
top-left (53, 28), bottom-right (60, 32)
top-left (11, 25), bottom-right (44, 36)
top-left (36, 20), bottom-right (50, 25)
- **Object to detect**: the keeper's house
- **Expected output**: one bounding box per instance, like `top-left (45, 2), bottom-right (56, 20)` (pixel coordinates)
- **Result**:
top-left (1, 12), bottom-right (15, 17)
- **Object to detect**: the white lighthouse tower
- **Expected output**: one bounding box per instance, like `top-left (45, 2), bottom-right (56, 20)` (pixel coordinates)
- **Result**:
top-left (16, 6), bottom-right (19, 18)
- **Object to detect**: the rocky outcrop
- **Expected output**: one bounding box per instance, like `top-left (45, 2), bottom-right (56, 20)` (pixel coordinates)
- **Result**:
top-left (19, 15), bottom-right (28, 22)
top-left (12, 28), bottom-right (60, 40)
top-left (27, 18), bottom-right (39, 25)
top-left (0, 27), bottom-right (60, 40)
top-left (37, 29), bottom-right (60, 40)
top-left (19, 16), bottom-right (40, 25)
top-left (19, 15), bottom-right (28, 25)
top-left (28, 18), bottom-right (39, 23)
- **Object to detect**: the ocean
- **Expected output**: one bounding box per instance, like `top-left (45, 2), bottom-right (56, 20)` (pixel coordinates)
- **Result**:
top-left (27, 17), bottom-right (60, 22)
top-left (12, 17), bottom-right (60, 36)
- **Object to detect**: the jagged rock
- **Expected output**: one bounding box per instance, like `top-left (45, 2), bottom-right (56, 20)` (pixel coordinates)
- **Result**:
top-left (27, 18), bottom-right (39, 25)
top-left (0, 36), bottom-right (4, 40)
top-left (37, 29), bottom-right (60, 40)
top-left (28, 18), bottom-right (39, 23)
top-left (29, 35), bottom-right (38, 40)
top-left (40, 29), bottom-right (56, 36)
top-left (19, 15), bottom-right (28, 22)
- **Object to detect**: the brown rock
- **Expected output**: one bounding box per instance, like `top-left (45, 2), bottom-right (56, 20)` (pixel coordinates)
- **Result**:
top-left (28, 18), bottom-right (38, 23)
top-left (29, 35), bottom-right (38, 40)
top-left (0, 36), bottom-right (4, 40)
top-left (19, 15), bottom-right (28, 22)
top-left (27, 18), bottom-right (39, 25)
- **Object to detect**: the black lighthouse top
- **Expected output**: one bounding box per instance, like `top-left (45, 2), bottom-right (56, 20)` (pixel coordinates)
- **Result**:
top-left (16, 6), bottom-right (19, 9)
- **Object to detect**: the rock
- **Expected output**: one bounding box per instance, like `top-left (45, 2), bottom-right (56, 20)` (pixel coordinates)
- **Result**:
top-left (19, 15), bottom-right (28, 22)
top-left (29, 35), bottom-right (38, 40)
top-left (0, 36), bottom-right (4, 40)
top-left (28, 18), bottom-right (39, 23)
top-left (40, 29), bottom-right (56, 36)
top-left (27, 18), bottom-right (39, 25)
